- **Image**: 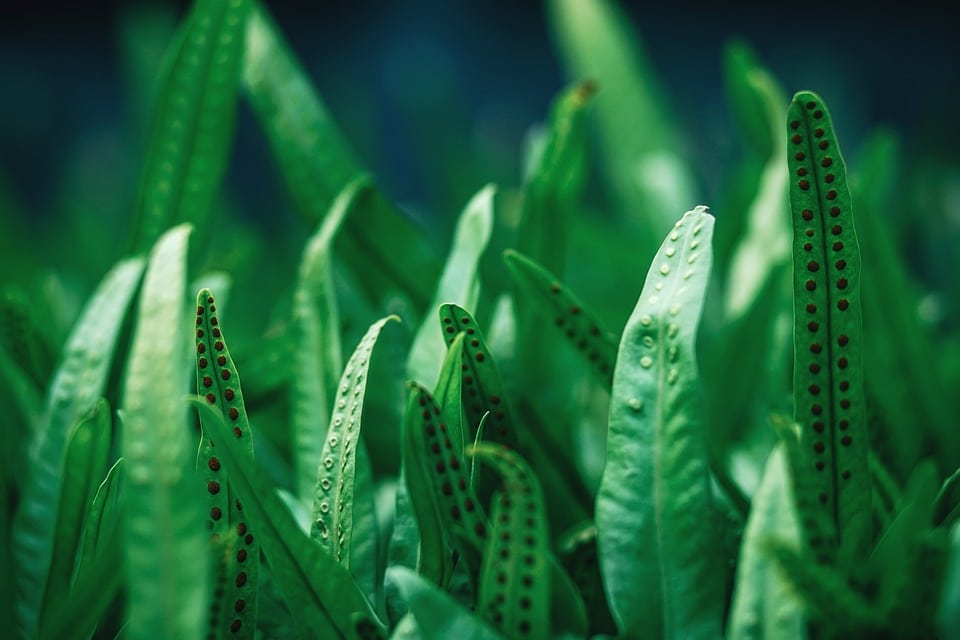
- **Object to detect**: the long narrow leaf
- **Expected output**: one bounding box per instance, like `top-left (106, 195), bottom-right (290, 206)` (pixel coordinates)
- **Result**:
top-left (12, 256), bottom-right (144, 638)
top-left (596, 206), bottom-right (724, 639)
top-left (130, 0), bottom-right (250, 251)
top-left (121, 224), bottom-right (208, 640)
top-left (192, 400), bottom-right (385, 639)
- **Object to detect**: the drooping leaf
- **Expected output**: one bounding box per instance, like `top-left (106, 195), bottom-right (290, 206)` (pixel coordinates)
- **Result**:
top-left (596, 206), bottom-right (724, 639)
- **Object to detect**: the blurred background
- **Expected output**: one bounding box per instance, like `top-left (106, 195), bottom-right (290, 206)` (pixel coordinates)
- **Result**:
top-left (1, 0), bottom-right (958, 282)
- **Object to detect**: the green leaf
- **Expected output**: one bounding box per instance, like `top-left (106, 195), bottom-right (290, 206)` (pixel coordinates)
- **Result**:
top-left (596, 206), bottom-right (724, 639)
top-left (192, 399), bottom-right (385, 639)
top-left (242, 0), bottom-right (440, 309)
top-left (407, 185), bottom-right (494, 390)
top-left (387, 566), bottom-right (504, 640)
top-left (727, 445), bottom-right (806, 640)
top-left (121, 223), bottom-right (208, 640)
top-left (787, 91), bottom-right (871, 566)
top-left (503, 250), bottom-right (618, 388)
top-left (291, 178), bottom-right (367, 503)
top-left (312, 316), bottom-right (398, 572)
top-left (12, 256), bottom-right (144, 638)
top-left (473, 445), bottom-right (551, 640)
top-left (557, 523), bottom-right (617, 638)
top-left (130, 0), bottom-right (251, 251)
top-left (517, 80), bottom-right (595, 274)
top-left (38, 398), bottom-right (112, 633)
top-left (195, 289), bottom-right (260, 639)
top-left (546, 0), bottom-right (696, 240)
top-left (74, 459), bottom-right (124, 591)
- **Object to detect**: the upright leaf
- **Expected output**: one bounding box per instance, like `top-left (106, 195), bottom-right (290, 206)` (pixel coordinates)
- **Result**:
top-left (38, 399), bottom-right (112, 633)
top-left (12, 256), bottom-right (144, 639)
top-left (407, 185), bottom-right (494, 389)
top-left (192, 400), bottom-right (386, 640)
top-left (291, 178), bottom-right (366, 503)
top-left (122, 224), bottom-right (208, 640)
top-left (388, 567), bottom-right (504, 640)
top-left (596, 206), bottom-right (723, 639)
top-left (311, 316), bottom-right (398, 569)
top-left (130, 0), bottom-right (250, 251)
top-left (195, 289), bottom-right (260, 638)
top-left (786, 91), bottom-right (871, 566)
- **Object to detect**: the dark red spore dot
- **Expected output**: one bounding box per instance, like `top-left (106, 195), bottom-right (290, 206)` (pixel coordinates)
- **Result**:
top-left (819, 140), bottom-right (829, 150)
top-left (230, 620), bottom-right (242, 633)
top-left (208, 481), bottom-right (221, 495)
top-left (831, 225), bottom-right (842, 235)
top-left (805, 280), bottom-right (816, 291)
top-left (807, 303), bottom-right (817, 313)
top-left (229, 407), bottom-right (239, 420)
top-left (237, 523), bottom-right (247, 536)
top-left (244, 534), bottom-right (253, 545)
top-left (196, 329), bottom-right (204, 339)
top-left (804, 242), bottom-right (813, 251)
top-left (236, 572), bottom-right (247, 587)
top-left (836, 259), bottom-right (847, 269)
top-left (814, 441), bottom-right (826, 453)
top-left (475, 523), bottom-right (486, 537)
top-left (211, 507), bottom-right (222, 520)
top-left (458, 478), bottom-right (467, 490)
top-left (811, 343), bottom-right (823, 354)
top-left (813, 421), bottom-right (825, 433)
top-left (806, 229), bottom-right (815, 237)
top-left (812, 404), bottom-right (823, 415)
top-left (196, 317), bottom-right (202, 326)
top-left (212, 328), bottom-right (221, 338)
top-left (233, 427), bottom-right (243, 438)
top-left (837, 299), bottom-right (849, 311)
top-left (807, 261), bottom-right (819, 272)
top-left (237, 549), bottom-right (247, 562)
top-left (199, 357), bottom-right (208, 368)
top-left (841, 435), bottom-right (853, 446)
top-left (435, 461), bottom-right (445, 473)
top-left (838, 357), bottom-right (849, 369)
top-left (838, 334), bottom-right (849, 346)
top-left (798, 180), bottom-right (810, 190)
top-left (221, 369), bottom-right (231, 381)
top-left (819, 493), bottom-right (828, 504)
top-left (445, 326), bottom-right (454, 334)
top-left (809, 363), bottom-right (821, 373)
top-left (217, 355), bottom-right (227, 366)
top-left (802, 209), bottom-right (814, 221)
top-left (214, 340), bottom-right (224, 350)
top-left (475, 353), bottom-right (485, 363)
top-left (808, 321), bottom-right (819, 332)
top-left (791, 134), bottom-right (802, 144)
top-left (207, 296), bottom-right (214, 304)
top-left (806, 101), bottom-right (816, 110)
top-left (830, 206), bottom-right (840, 217)
top-left (202, 376), bottom-right (213, 388)
top-left (824, 173), bottom-right (835, 183)
top-left (443, 317), bottom-right (452, 324)
top-left (790, 120), bottom-right (800, 129)
top-left (450, 506), bottom-right (461, 520)
top-left (814, 128), bottom-right (825, 138)
top-left (826, 189), bottom-right (838, 200)
top-left (209, 457), bottom-right (221, 471)
top-left (449, 457), bottom-right (460, 470)
top-left (795, 152), bottom-right (806, 161)
top-left (840, 399), bottom-right (851, 409)
top-left (839, 381), bottom-right (850, 391)
top-left (197, 306), bottom-right (204, 316)
top-left (841, 470), bottom-right (852, 480)
top-left (550, 283), bottom-right (561, 293)
top-left (464, 498), bottom-right (475, 512)
top-left (808, 384), bottom-right (821, 395)
top-left (816, 460), bottom-right (826, 471)
top-left (225, 389), bottom-right (235, 401)
top-left (467, 327), bottom-right (475, 335)
top-left (461, 317), bottom-right (470, 324)
top-left (797, 167), bottom-right (808, 177)
top-left (814, 109), bottom-right (823, 119)
top-left (833, 242), bottom-right (843, 252)
top-left (197, 343), bottom-right (206, 354)
top-left (235, 600), bottom-right (246, 613)
top-left (430, 442), bottom-right (441, 454)
top-left (210, 317), bottom-right (218, 327)
top-left (206, 393), bottom-right (216, 404)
